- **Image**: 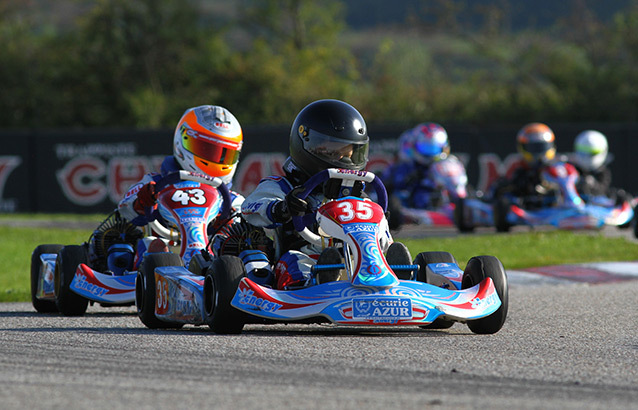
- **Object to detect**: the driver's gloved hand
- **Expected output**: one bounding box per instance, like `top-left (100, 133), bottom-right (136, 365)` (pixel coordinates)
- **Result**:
top-left (133, 181), bottom-right (157, 213)
top-left (272, 187), bottom-right (309, 223)
top-left (286, 187), bottom-right (310, 216)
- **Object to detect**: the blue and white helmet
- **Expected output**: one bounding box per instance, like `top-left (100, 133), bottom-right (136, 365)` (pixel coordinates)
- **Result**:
top-left (407, 123), bottom-right (450, 166)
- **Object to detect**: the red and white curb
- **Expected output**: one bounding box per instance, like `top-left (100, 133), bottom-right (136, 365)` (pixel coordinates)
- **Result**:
top-left (507, 261), bottom-right (638, 286)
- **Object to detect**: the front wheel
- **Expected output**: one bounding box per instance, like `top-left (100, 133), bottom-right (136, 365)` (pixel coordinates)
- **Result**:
top-left (414, 251), bottom-right (457, 329)
top-left (135, 252), bottom-right (184, 329)
top-left (54, 245), bottom-right (89, 316)
top-left (31, 244), bottom-right (63, 313)
top-left (462, 255), bottom-right (509, 334)
top-left (385, 242), bottom-right (412, 280)
top-left (204, 255), bottom-right (246, 334)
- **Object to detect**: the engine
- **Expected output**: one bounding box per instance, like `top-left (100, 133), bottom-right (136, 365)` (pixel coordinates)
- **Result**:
top-left (211, 219), bottom-right (274, 261)
top-left (89, 211), bottom-right (144, 272)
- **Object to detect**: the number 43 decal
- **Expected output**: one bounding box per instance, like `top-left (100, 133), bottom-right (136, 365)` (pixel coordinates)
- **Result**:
top-left (337, 201), bottom-right (373, 222)
top-left (171, 189), bottom-right (206, 205)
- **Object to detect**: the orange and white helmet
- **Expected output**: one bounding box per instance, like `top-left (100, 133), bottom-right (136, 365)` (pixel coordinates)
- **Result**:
top-left (516, 122), bottom-right (556, 165)
top-left (173, 105), bottom-right (243, 185)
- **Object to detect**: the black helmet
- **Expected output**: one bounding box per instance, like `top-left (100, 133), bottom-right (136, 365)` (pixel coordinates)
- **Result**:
top-left (288, 99), bottom-right (369, 178)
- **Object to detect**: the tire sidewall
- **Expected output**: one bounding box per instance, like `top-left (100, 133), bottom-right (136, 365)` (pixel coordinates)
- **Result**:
top-left (205, 255), bottom-right (246, 334)
top-left (463, 255), bottom-right (509, 334)
top-left (31, 244), bottom-right (63, 313)
top-left (54, 245), bottom-right (89, 316)
top-left (136, 252), bottom-right (183, 329)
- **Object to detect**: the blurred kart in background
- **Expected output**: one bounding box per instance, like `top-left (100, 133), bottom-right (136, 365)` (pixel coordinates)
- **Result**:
top-left (386, 155), bottom-right (492, 232)
top-left (488, 161), bottom-right (634, 233)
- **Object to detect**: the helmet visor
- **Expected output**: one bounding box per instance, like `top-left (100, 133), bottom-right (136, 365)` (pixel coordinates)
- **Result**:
top-left (180, 125), bottom-right (241, 165)
top-left (524, 141), bottom-right (554, 154)
top-left (303, 130), bottom-right (369, 170)
top-left (576, 143), bottom-right (605, 156)
top-left (415, 140), bottom-right (443, 156)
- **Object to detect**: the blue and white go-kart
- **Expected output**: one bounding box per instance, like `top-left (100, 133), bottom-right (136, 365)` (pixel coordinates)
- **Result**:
top-left (139, 168), bottom-right (508, 335)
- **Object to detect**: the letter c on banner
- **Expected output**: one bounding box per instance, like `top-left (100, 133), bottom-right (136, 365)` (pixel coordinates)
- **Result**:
top-left (56, 156), bottom-right (107, 205)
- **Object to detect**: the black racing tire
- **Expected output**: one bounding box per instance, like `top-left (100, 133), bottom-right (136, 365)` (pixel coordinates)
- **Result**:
top-left (462, 255), bottom-right (509, 334)
top-left (454, 198), bottom-right (475, 233)
top-left (633, 216), bottom-right (638, 239)
top-left (31, 244), bottom-right (63, 313)
top-left (385, 242), bottom-right (412, 280)
top-left (414, 251), bottom-right (457, 329)
top-left (135, 252), bottom-right (184, 329)
top-left (387, 195), bottom-right (404, 231)
top-left (188, 252), bottom-right (212, 277)
top-left (54, 245), bottom-right (89, 316)
top-left (493, 196), bottom-right (511, 233)
top-left (204, 255), bottom-right (246, 334)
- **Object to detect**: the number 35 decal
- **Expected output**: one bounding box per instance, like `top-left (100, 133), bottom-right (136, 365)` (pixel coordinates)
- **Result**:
top-left (171, 189), bottom-right (206, 205)
top-left (337, 201), bottom-right (373, 222)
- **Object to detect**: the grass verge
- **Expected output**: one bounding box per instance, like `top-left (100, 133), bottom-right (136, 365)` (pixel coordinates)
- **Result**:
top-left (2, 214), bottom-right (637, 303)
top-left (398, 230), bottom-right (638, 270)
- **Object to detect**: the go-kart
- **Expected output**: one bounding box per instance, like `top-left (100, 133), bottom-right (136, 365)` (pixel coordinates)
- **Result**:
top-left (179, 168), bottom-right (506, 334)
top-left (491, 161), bottom-right (634, 232)
top-left (386, 156), bottom-right (492, 232)
top-left (30, 170), bottom-right (232, 317)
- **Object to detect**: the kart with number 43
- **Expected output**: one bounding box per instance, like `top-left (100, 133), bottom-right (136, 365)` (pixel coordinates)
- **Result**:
top-left (30, 170), bottom-right (232, 318)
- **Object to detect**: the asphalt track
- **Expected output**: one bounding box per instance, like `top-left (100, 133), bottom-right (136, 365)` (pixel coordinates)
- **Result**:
top-left (2, 227), bottom-right (638, 409)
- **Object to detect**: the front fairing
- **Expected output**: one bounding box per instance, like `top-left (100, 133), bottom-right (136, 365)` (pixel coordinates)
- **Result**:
top-left (156, 181), bottom-right (221, 266)
top-left (316, 197), bottom-right (398, 289)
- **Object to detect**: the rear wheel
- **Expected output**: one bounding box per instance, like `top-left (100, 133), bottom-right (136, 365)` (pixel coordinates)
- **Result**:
top-left (493, 197), bottom-right (511, 232)
top-left (462, 255), bottom-right (508, 334)
top-left (454, 198), bottom-right (475, 233)
top-left (135, 253), bottom-right (184, 329)
top-left (31, 244), bottom-right (63, 313)
top-left (54, 245), bottom-right (89, 316)
top-left (204, 255), bottom-right (246, 334)
top-left (414, 251), bottom-right (457, 329)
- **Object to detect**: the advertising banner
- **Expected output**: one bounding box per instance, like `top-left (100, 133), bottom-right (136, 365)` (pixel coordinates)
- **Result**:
top-left (0, 124), bottom-right (635, 213)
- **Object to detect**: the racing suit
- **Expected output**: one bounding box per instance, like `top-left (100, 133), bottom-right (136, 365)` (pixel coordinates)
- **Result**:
top-left (241, 158), bottom-right (393, 289)
top-left (382, 160), bottom-right (440, 209)
top-left (490, 162), bottom-right (559, 209)
top-left (118, 156), bottom-right (244, 266)
top-left (571, 163), bottom-right (612, 198)
top-left (569, 162), bottom-right (630, 206)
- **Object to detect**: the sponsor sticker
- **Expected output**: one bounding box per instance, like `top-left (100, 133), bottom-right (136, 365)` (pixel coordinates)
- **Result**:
top-left (352, 297), bottom-right (412, 320)
top-left (237, 289), bottom-right (282, 313)
top-left (72, 274), bottom-right (108, 298)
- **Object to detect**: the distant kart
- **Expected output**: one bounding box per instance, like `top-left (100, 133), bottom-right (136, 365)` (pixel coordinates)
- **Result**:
top-left (30, 171), bottom-right (232, 317)
top-left (490, 161), bottom-right (634, 232)
top-left (387, 156), bottom-right (492, 232)
top-left (139, 168), bottom-right (508, 334)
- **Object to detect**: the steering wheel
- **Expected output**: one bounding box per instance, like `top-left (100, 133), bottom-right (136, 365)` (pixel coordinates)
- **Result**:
top-left (291, 168), bottom-right (388, 245)
top-left (146, 170), bottom-right (232, 240)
